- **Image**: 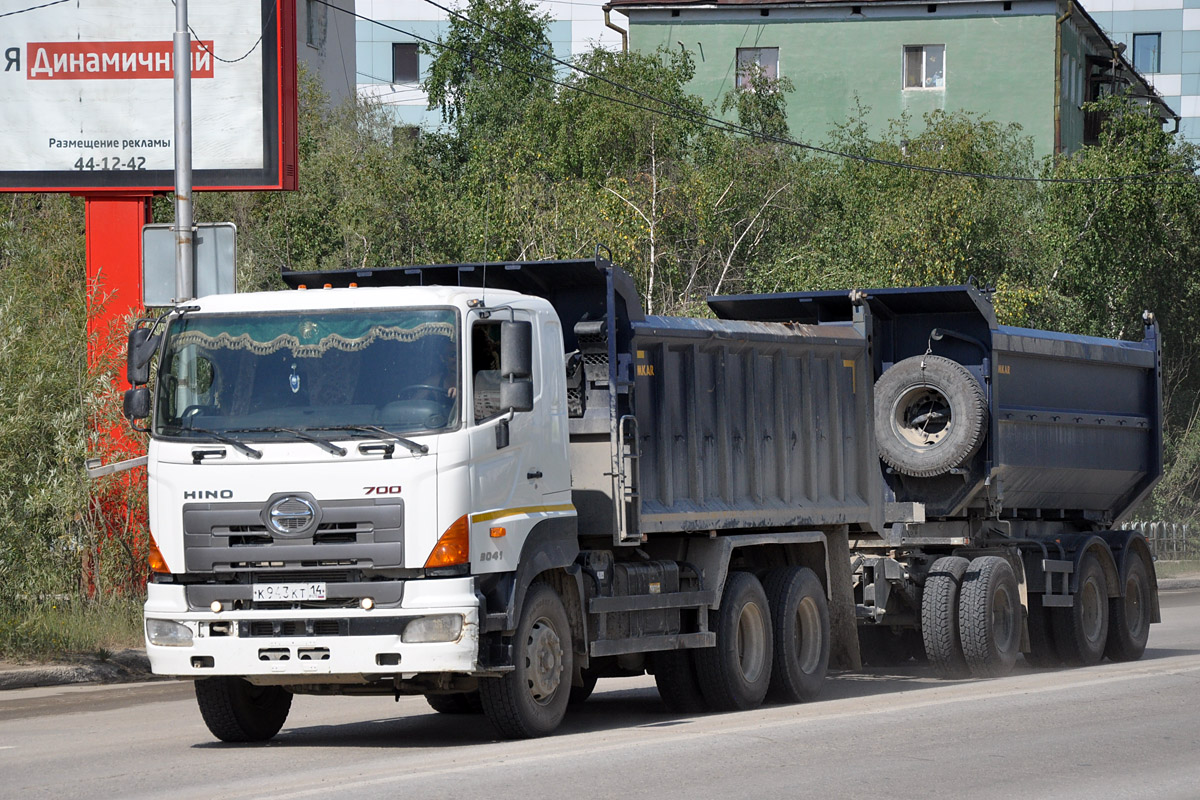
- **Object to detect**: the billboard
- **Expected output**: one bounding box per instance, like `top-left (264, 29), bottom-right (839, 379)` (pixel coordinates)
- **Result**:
top-left (0, 0), bottom-right (297, 192)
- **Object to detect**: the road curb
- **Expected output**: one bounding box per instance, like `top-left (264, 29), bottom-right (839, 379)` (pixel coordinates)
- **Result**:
top-left (0, 649), bottom-right (155, 691)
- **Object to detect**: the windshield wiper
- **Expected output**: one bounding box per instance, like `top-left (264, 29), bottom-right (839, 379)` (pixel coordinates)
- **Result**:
top-left (310, 425), bottom-right (429, 455)
top-left (229, 427), bottom-right (348, 457)
top-left (163, 425), bottom-right (263, 460)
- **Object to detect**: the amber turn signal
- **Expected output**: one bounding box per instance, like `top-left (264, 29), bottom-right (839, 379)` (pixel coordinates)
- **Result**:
top-left (148, 537), bottom-right (169, 574)
top-left (424, 514), bottom-right (470, 568)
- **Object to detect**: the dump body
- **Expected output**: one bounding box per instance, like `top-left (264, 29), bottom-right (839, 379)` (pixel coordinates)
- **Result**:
top-left (709, 286), bottom-right (1161, 524)
top-left (630, 316), bottom-right (881, 535)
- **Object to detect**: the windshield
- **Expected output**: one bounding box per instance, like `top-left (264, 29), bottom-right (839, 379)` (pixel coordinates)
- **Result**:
top-left (153, 308), bottom-right (460, 439)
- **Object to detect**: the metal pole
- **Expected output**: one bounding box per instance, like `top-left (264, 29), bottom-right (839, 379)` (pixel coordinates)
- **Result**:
top-left (173, 0), bottom-right (194, 302)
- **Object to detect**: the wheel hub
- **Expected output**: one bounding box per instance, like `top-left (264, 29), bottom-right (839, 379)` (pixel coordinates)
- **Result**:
top-left (526, 617), bottom-right (563, 704)
top-left (893, 386), bottom-right (952, 448)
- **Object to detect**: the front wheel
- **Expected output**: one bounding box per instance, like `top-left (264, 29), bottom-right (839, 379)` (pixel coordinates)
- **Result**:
top-left (479, 582), bottom-right (574, 738)
top-left (194, 677), bottom-right (292, 742)
top-left (694, 571), bottom-right (773, 712)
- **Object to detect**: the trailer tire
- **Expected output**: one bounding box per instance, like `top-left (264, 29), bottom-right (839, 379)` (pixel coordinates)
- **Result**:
top-left (651, 650), bottom-right (709, 714)
top-left (959, 556), bottom-right (1021, 678)
top-left (1053, 551), bottom-right (1109, 667)
top-left (921, 556), bottom-right (971, 678)
top-left (763, 567), bottom-right (830, 703)
top-left (425, 692), bottom-right (483, 715)
top-left (1105, 554), bottom-right (1152, 662)
top-left (874, 355), bottom-right (987, 478)
top-left (194, 677), bottom-right (292, 743)
top-left (479, 582), bottom-right (573, 738)
top-left (695, 571), bottom-right (774, 711)
top-left (1023, 593), bottom-right (1061, 668)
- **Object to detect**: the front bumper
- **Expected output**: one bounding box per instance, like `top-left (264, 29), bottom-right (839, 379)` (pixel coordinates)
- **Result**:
top-left (144, 578), bottom-right (481, 681)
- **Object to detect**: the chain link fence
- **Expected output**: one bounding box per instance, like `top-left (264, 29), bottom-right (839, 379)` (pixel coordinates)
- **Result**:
top-left (1130, 521), bottom-right (1200, 561)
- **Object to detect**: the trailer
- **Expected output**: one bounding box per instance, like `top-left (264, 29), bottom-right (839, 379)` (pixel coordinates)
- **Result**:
top-left (121, 255), bottom-right (1161, 741)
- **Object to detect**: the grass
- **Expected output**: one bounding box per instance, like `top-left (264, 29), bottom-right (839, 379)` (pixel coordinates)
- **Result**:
top-left (1152, 560), bottom-right (1200, 579)
top-left (0, 595), bottom-right (145, 662)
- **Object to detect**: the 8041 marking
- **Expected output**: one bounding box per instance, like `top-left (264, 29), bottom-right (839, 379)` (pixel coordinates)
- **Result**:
top-left (363, 485), bottom-right (402, 495)
top-left (479, 551), bottom-right (504, 562)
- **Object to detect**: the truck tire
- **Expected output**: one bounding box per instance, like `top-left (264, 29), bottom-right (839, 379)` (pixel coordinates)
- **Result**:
top-left (1053, 551), bottom-right (1109, 667)
top-left (1023, 593), bottom-right (1061, 668)
top-left (651, 650), bottom-right (709, 714)
top-left (874, 355), bottom-right (987, 478)
top-left (959, 556), bottom-right (1021, 678)
top-left (425, 692), bottom-right (483, 715)
top-left (1105, 554), bottom-right (1152, 662)
top-left (763, 567), bottom-right (829, 703)
top-left (921, 556), bottom-right (970, 678)
top-left (194, 677), bottom-right (292, 743)
top-left (694, 571), bottom-right (773, 711)
top-left (479, 582), bottom-right (573, 738)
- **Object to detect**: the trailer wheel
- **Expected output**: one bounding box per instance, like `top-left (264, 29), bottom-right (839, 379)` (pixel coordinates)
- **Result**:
top-left (921, 556), bottom-right (971, 678)
top-left (651, 650), bottom-right (709, 714)
top-left (763, 567), bottom-right (830, 703)
top-left (194, 677), bottom-right (292, 743)
top-left (1053, 551), bottom-right (1109, 666)
top-left (959, 556), bottom-right (1021, 678)
top-left (479, 582), bottom-right (573, 738)
top-left (695, 571), bottom-right (774, 711)
top-left (425, 692), bottom-right (483, 715)
top-left (1105, 554), bottom-right (1152, 662)
top-left (874, 355), bottom-right (987, 478)
top-left (1023, 593), bottom-right (1061, 668)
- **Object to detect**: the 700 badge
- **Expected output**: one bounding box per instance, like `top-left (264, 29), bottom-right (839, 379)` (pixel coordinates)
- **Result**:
top-left (73, 155), bottom-right (147, 171)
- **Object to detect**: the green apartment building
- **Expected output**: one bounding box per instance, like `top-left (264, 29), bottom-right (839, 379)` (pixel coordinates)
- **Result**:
top-left (606, 0), bottom-right (1177, 159)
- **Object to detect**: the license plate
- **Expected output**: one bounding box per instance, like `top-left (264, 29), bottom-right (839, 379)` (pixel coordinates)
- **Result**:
top-left (252, 582), bottom-right (327, 602)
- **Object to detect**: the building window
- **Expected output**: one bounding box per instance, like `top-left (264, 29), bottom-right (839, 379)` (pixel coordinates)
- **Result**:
top-left (393, 43), bottom-right (419, 84)
top-left (1133, 33), bottom-right (1161, 74)
top-left (736, 47), bottom-right (779, 90)
top-left (305, 0), bottom-right (326, 49)
top-left (903, 44), bottom-right (945, 89)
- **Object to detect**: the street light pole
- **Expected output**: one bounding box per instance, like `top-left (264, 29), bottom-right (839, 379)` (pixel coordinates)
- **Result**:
top-left (173, 0), bottom-right (194, 302)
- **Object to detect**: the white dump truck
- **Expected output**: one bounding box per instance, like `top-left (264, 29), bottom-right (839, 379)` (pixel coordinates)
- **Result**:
top-left (121, 255), bottom-right (1160, 741)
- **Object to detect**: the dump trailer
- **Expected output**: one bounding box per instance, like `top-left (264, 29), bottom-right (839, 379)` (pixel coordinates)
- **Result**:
top-left (121, 256), bottom-right (1160, 742)
top-left (711, 284), bottom-right (1162, 675)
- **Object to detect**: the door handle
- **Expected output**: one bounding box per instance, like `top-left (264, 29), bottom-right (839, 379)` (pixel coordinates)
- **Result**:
top-left (527, 470), bottom-right (542, 480)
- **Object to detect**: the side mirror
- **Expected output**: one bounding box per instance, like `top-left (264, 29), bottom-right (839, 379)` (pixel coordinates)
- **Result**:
top-left (500, 378), bottom-right (533, 414)
top-left (127, 328), bottom-right (161, 385)
top-left (123, 386), bottom-right (151, 421)
top-left (500, 320), bottom-right (532, 379)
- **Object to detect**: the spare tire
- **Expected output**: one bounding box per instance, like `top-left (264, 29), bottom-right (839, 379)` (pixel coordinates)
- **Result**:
top-left (874, 354), bottom-right (987, 478)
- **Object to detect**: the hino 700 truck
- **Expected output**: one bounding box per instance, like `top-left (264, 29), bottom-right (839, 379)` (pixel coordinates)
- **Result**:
top-left (121, 255), bottom-right (1161, 741)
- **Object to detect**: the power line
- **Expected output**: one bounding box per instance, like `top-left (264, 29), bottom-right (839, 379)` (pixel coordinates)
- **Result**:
top-left (169, 0), bottom-right (273, 65)
top-left (0, 0), bottom-right (70, 19)
top-left (318, 0), bottom-right (1192, 185)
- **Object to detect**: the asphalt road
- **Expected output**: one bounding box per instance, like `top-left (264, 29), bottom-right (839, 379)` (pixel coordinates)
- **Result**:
top-left (4, 589), bottom-right (1200, 800)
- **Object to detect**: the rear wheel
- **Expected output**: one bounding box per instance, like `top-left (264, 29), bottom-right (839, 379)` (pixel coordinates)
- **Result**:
top-left (194, 677), bottom-right (292, 743)
top-left (763, 567), bottom-right (830, 703)
top-left (479, 582), bottom-right (573, 738)
top-left (694, 571), bottom-right (773, 711)
top-left (921, 556), bottom-right (970, 678)
top-left (1053, 551), bottom-right (1109, 667)
top-left (651, 650), bottom-right (709, 714)
top-left (1105, 554), bottom-right (1152, 662)
top-left (959, 556), bottom-right (1021, 678)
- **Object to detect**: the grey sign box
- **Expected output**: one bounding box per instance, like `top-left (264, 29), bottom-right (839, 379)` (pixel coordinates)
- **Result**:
top-left (142, 223), bottom-right (237, 306)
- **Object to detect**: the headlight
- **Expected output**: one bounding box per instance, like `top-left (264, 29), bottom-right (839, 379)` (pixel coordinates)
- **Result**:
top-left (146, 618), bottom-right (194, 647)
top-left (401, 614), bottom-right (463, 643)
